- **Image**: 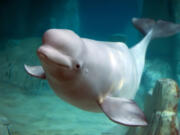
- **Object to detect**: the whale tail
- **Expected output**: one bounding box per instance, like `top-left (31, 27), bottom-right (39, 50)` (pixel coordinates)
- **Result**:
top-left (130, 18), bottom-right (180, 86)
top-left (132, 18), bottom-right (180, 39)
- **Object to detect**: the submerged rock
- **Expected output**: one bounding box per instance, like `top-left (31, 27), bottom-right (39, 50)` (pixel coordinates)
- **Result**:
top-left (0, 115), bottom-right (10, 135)
top-left (126, 79), bottom-right (179, 135)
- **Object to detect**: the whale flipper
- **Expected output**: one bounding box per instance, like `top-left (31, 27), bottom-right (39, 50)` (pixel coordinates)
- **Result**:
top-left (99, 96), bottom-right (147, 126)
top-left (24, 64), bottom-right (46, 79)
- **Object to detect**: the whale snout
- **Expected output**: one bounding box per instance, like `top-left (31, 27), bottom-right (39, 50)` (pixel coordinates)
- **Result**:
top-left (37, 45), bottom-right (72, 69)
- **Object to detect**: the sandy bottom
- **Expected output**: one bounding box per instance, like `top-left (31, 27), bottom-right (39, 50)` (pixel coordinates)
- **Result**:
top-left (0, 82), bottom-right (128, 135)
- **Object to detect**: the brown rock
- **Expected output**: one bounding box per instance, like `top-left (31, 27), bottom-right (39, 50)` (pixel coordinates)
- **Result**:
top-left (126, 79), bottom-right (179, 135)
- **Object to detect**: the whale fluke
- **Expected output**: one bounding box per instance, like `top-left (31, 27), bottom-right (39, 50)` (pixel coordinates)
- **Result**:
top-left (131, 18), bottom-right (180, 85)
top-left (132, 18), bottom-right (180, 38)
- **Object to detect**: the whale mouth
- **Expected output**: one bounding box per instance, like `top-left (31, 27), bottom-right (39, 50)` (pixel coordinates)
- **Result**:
top-left (38, 52), bottom-right (70, 69)
top-left (37, 46), bottom-right (72, 69)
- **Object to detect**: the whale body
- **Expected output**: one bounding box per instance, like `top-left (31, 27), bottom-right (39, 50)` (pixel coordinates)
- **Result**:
top-left (24, 18), bottom-right (180, 126)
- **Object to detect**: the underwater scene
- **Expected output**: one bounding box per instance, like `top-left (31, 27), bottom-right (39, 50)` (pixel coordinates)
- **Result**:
top-left (0, 0), bottom-right (180, 134)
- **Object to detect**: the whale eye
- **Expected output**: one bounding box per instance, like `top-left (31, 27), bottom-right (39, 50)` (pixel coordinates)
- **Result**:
top-left (73, 60), bottom-right (82, 71)
top-left (76, 64), bottom-right (80, 69)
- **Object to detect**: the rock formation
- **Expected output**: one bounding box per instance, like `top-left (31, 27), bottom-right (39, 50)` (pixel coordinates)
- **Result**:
top-left (0, 115), bottom-right (10, 135)
top-left (126, 79), bottom-right (179, 135)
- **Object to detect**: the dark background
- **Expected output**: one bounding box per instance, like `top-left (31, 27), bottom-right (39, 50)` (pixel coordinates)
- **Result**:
top-left (0, 0), bottom-right (140, 41)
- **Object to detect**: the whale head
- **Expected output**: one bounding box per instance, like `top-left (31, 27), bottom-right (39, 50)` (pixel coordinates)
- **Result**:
top-left (37, 29), bottom-right (85, 81)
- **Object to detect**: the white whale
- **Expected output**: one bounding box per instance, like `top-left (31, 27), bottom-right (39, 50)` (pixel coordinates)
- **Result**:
top-left (24, 18), bottom-right (180, 126)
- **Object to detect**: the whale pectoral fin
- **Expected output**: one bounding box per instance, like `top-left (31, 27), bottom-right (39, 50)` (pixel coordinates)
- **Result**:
top-left (98, 96), bottom-right (147, 126)
top-left (24, 64), bottom-right (46, 79)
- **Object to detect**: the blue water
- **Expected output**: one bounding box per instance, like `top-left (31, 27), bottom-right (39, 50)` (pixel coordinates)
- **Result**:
top-left (79, 0), bottom-right (139, 40)
top-left (0, 0), bottom-right (179, 134)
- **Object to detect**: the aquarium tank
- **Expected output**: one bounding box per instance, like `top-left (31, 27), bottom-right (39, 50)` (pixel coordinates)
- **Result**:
top-left (0, 0), bottom-right (180, 135)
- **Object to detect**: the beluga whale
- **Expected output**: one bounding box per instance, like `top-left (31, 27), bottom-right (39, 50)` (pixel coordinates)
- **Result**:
top-left (24, 18), bottom-right (180, 126)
